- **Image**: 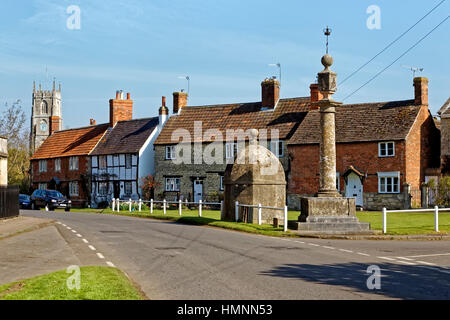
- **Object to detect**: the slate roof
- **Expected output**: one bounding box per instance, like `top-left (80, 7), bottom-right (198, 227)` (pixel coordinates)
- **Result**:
top-left (90, 117), bottom-right (159, 155)
top-left (288, 100), bottom-right (422, 145)
top-left (154, 97), bottom-right (311, 145)
top-left (30, 124), bottom-right (109, 160)
top-left (438, 98), bottom-right (450, 118)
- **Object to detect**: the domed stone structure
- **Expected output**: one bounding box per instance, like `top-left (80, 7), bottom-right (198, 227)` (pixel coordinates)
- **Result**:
top-left (223, 129), bottom-right (286, 223)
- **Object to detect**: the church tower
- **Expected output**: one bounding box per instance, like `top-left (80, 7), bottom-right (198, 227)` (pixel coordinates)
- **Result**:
top-left (30, 80), bottom-right (62, 154)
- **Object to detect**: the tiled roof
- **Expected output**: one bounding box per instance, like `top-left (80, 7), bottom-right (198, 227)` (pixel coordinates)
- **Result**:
top-left (154, 97), bottom-right (311, 145)
top-left (288, 100), bottom-right (422, 145)
top-left (438, 98), bottom-right (450, 118)
top-left (91, 117), bottom-right (159, 155)
top-left (30, 124), bottom-right (109, 160)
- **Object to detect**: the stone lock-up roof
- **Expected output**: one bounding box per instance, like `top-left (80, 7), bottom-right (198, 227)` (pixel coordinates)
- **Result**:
top-left (288, 100), bottom-right (422, 145)
top-left (438, 98), bottom-right (450, 118)
top-left (30, 124), bottom-right (110, 160)
top-left (154, 97), bottom-right (311, 145)
top-left (90, 117), bottom-right (159, 155)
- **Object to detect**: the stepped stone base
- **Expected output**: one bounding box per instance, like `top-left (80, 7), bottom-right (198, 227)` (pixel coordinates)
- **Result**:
top-left (288, 197), bottom-right (374, 234)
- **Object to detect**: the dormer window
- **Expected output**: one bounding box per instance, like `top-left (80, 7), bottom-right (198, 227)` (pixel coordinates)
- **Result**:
top-left (379, 142), bottom-right (395, 157)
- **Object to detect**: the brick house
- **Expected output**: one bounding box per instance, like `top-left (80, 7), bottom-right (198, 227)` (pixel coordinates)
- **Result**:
top-left (287, 77), bottom-right (440, 210)
top-left (438, 98), bottom-right (450, 174)
top-left (153, 79), bottom-right (309, 202)
top-left (89, 96), bottom-right (168, 206)
top-left (30, 123), bottom-right (109, 207)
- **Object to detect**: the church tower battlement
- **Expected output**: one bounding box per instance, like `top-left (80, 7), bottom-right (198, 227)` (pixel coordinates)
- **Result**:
top-left (30, 80), bottom-right (63, 154)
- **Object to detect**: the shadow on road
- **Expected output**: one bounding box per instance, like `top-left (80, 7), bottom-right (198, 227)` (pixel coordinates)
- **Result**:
top-left (260, 262), bottom-right (450, 300)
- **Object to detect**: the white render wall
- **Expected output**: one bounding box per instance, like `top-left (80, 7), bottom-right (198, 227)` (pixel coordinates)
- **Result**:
top-left (0, 137), bottom-right (7, 186)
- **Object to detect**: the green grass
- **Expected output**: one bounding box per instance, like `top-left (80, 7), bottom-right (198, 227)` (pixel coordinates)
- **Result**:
top-left (50, 206), bottom-right (450, 236)
top-left (0, 266), bottom-right (144, 300)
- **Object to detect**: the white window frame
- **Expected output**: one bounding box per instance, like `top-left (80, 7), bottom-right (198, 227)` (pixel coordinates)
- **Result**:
top-left (69, 181), bottom-right (79, 196)
top-left (220, 176), bottom-right (224, 191)
top-left (54, 158), bottom-right (61, 172)
top-left (378, 172), bottom-right (400, 194)
top-left (38, 183), bottom-right (47, 190)
top-left (125, 154), bottom-right (132, 169)
top-left (165, 177), bottom-right (180, 192)
top-left (225, 142), bottom-right (239, 159)
top-left (39, 160), bottom-right (47, 173)
top-left (124, 181), bottom-right (132, 195)
top-left (98, 182), bottom-right (108, 196)
top-left (69, 157), bottom-right (79, 171)
top-left (165, 146), bottom-right (176, 160)
top-left (270, 140), bottom-right (285, 158)
top-left (378, 141), bottom-right (395, 157)
top-left (99, 156), bottom-right (107, 170)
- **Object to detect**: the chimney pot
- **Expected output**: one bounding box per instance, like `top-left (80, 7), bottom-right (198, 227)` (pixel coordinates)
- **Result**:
top-left (116, 91), bottom-right (120, 99)
top-left (162, 96), bottom-right (166, 106)
top-left (127, 92), bottom-right (130, 100)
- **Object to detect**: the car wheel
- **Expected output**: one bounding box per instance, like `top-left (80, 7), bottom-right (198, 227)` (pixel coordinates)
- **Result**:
top-left (65, 208), bottom-right (71, 212)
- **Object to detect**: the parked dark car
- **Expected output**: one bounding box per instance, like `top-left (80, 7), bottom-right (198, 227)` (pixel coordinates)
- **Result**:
top-left (19, 194), bottom-right (31, 209)
top-left (31, 189), bottom-right (71, 212)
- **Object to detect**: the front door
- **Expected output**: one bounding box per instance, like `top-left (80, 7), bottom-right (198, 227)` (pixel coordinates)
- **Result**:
top-left (345, 173), bottom-right (363, 207)
top-left (113, 182), bottom-right (120, 199)
top-left (193, 180), bottom-right (203, 203)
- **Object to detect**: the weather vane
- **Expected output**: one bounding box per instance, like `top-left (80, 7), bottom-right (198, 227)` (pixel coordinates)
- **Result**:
top-left (323, 26), bottom-right (332, 54)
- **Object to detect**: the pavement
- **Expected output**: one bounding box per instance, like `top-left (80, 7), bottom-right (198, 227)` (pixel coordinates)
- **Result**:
top-left (14, 209), bottom-right (450, 300)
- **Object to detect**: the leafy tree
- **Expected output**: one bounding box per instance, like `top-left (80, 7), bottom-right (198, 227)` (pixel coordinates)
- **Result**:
top-left (0, 100), bottom-right (30, 193)
top-left (140, 174), bottom-right (159, 200)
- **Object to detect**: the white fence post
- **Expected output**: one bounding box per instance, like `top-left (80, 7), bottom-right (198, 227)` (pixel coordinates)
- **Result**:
top-left (235, 201), bottom-right (239, 222)
top-left (199, 200), bottom-right (202, 217)
top-left (284, 206), bottom-right (288, 232)
top-left (112, 198), bottom-right (115, 212)
top-left (258, 203), bottom-right (262, 225)
top-left (129, 199), bottom-right (132, 212)
top-left (163, 199), bottom-right (167, 215)
top-left (179, 199), bottom-right (182, 216)
top-left (150, 199), bottom-right (153, 214)
top-left (139, 199), bottom-right (142, 212)
top-left (435, 206), bottom-right (439, 232)
top-left (220, 201), bottom-right (224, 220)
top-left (117, 199), bottom-right (120, 212)
top-left (382, 207), bottom-right (387, 234)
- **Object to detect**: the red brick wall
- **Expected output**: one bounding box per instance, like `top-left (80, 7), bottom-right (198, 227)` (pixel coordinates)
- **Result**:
top-left (288, 141), bottom-right (407, 196)
top-left (109, 98), bottom-right (133, 127)
top-left (31, 156), bottom-right (90, 206)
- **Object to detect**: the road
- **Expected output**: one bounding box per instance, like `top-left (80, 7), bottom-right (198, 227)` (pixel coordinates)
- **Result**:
top-left (21, 209), bottom-right (450, 300)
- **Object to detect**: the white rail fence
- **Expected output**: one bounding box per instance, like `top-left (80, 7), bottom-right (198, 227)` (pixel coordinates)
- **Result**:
top-left (382, 206), bottom-right (450, 234)
top-left (111, 198), bottom-right (223, 218)
top-left (235, 201), bottom-right (288, 232)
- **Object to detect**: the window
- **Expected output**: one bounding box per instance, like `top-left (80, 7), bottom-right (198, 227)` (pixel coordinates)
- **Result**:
top-left (124, 182), bottom-right (132, 195)
top-left (99, 156), bottom-right (107, 169)
top-left (165, 178), bottom-right (180, 192)
top-left (55, 159), bottom-right (61, 172)
top-left (220, 176), bottom-right (224, 191)
top-left (165, 146), bottom-right (176, 160)
top-left (125, 154), bottom-right (132, 169)
top-left (225, 142), bottom-right (239, 159)
top-left (38, 183), bottom-right (47, 190)
top-left (69, 182), bottom-right (79, 196)
top-left (39, 160), bottom-right (47, 173)
top-left (69, 157), bottom-right (79, 171)
top-left (379, 142), bottom-right (395, 157)
top-left (39, 120), bottom-right (48, 132)
top-left (98, 182), bottom-right (108, 196)
top-left (270, 140), bottom-right (284, 158)
top-left (336, 172), bottom-right (340, 191)
top-left (378, 172), bottom-right (400, 193)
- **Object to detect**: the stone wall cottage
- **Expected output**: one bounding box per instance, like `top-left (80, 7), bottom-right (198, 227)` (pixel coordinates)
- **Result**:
top-left (438, 98), bottom-right (450, 174)
top-left (30, 123), bottom-right (109, 207)
top-left (153, 79), bottom-right (309, 203)
top-left (287, 77), bottom-right (441, 210)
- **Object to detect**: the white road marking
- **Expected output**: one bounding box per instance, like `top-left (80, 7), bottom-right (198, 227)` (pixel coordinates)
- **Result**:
top-left (339, 249), bottom-right (353, 253)
top-left (88, 245), bottom-right (96, 251)
top-left (405, 253), bottom-right (450, 259)
top-left (106, 261), bottom-right (115, 267)
top-left (76, 234), bottom-right (82, 238)
top-left (294, 241), bottom-right (305, 244)
top-left (82, 239), bottom-right (89, 244)
top-left (378, 257), bottom-right (397, 261)
top-left (416, 261), bottom-right (437, 266)
top-left (397, 257), bottom-right (414, 261)
top-left (308, 243), bottom-right (320, 247)
top-left (71, 230), bottom-right (77, 233)
top-left (322, 246), bottom-right (335, 250)
top-left (96, 253), bottom-right (105, 259)
top-left (66, 227), bottom-right (71, 230)
top-left (357, 252), bottom-right (370, 257)
top-left (397, 260), bottom-right (417, 266)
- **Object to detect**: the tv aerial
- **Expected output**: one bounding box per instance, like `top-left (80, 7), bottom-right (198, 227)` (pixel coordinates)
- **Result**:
top-left (401, 65), bottom-right (424, 78)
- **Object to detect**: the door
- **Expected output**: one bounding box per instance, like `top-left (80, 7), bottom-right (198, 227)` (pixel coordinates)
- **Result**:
top-left (113, 182), bottom-right (120, 199)
top-left (345, 173), bottom-right (363, 207)
top-left (193, 180), bottom-right (203, 203)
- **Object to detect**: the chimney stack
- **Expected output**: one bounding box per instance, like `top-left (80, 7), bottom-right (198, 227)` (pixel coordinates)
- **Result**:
top-left (173, 91), bottom-right (188, 114)
top-left (261, 78), bottom-right (280, 109)
top-left (109, 91), bottom-right (133, 127)
top-left (414, 77), bottom-right (428, 106)
top-left (159, 96), bottom-right (169, 129)
top-left (309, 83), bottom-right (323, 110)
top-left (49, 116), bottom-right (62, 135)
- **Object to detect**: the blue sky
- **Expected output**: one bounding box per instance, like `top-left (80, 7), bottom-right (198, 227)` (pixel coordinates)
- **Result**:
top-left (0, 0), bottom-right (449, 129)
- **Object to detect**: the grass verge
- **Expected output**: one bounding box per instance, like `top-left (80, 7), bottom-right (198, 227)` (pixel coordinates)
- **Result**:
top-left (0, 266), bottom-right (144, 300)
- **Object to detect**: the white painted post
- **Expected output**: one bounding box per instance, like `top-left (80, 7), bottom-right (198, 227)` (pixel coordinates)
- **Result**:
top-left (382, 207), bottom-right (387, 234)
top-left (220, 201), bottom-right (224, 220)
top-left (163, 199), bottom-right (167, 215)
top-left (112, 198), bottom-right (115, 212)
top-left (179, 199), bottom-right (182, 216)
top-left (150, 199), bottom-right (153, 214)
top-left (117, 199), bottom-right (120, 212)
top-left (199, 200), bottom-right (202, 217)
top-left (435, 206), bottom-right (439, 232)
top-left (284, 206), bottom-right (288, 232)
top-left (139, 199), bottom-right (142, 212)
top-left (235, 201), bottom-right (239, 222)
top-left (129, 199), bottom-right (132, 212)
top-left (258, 203), bottom-right (262, 225)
